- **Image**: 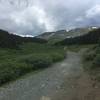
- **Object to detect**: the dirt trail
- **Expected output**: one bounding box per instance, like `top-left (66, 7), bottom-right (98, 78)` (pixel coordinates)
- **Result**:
top-left (0, 50), bottom-right (100, 100)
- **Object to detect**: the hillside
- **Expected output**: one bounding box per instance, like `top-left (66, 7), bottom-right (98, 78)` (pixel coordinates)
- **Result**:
top-left (0, 29), bottom-right (47, 48)
top-left (55, 28), bottom-right (100, 45)
top-left (37, 30), bottom-right (67, 40)
top-left (36, 27), bottom-right (96, 44)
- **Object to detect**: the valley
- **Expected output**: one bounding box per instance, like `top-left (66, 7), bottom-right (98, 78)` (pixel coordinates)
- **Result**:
top-left (0, 27), bottom-right (100, 100)
top-left (1, 0), bottom-right (100, 99)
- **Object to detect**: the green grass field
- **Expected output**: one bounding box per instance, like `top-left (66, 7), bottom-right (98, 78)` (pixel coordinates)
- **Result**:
top-left (0, 43), bottom-right (65, 85)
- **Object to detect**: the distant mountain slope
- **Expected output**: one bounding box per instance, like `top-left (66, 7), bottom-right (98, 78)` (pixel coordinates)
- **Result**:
top-left (36, 30), bottom-right (67, 40)
top-left (66, 27), bottom-right (93, 37)
top-left (0, 29), bottom-right (47, 48)
top-left (55, 28), bottom-right (100, 45)
top-left (36, 27), bottom-right (97, 44)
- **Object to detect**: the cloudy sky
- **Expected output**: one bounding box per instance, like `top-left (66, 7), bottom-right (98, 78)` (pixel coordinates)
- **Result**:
top-left (0, 0), bottom-right (100, 36)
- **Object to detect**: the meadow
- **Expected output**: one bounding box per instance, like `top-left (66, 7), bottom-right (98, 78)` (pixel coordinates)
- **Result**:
top-left (0, 43), bottom-right (65, 85)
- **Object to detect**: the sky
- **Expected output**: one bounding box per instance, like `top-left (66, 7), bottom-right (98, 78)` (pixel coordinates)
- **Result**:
top-left (0, 0), bottom-right (100, 36)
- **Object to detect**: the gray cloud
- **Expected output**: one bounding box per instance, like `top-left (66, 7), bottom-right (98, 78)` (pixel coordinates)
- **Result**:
top-left (0, 0), bottom-right (100, 36)
top-left (75, 4), bottom-right (100, 27)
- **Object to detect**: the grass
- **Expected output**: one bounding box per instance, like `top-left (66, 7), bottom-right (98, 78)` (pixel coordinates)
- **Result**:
top-left (83, 44), bottom-right (100, 81)
top-left (64, 44), bottom-right (95, 52)
top-left (0, 43), bottom-right (65, 85)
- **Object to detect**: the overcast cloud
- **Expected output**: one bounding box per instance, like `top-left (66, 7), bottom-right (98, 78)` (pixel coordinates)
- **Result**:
top-left (0, 0), bottom-right (100, 36)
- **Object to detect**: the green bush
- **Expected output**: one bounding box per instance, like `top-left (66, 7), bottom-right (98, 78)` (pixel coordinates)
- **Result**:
top-left (83, 44), bottom-right (100, 81)
top-left (0, 43), bottom-right (65, 85)
top-left (91, 54), bottom-right (100, 69)
top-left (20, 54), bottom-right (53, 69)
top-left (0, 62), bottom-right (31, 85)
top-left (83, 51), bottom-right (96, 61)
top-left (50, 53), bottom-right (65, 62)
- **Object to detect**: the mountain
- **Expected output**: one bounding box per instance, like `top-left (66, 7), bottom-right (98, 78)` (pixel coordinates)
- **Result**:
top-left (0, 29), bottom-right (47, 48)
top-left (36, 30), bottom-right (67, 40)
top-left (0, 26), bottom-right (98, 48)
top-left (55, 28), bottom-right (100, 45)
top-left (36, 27), bottom-right (97, 44)
top-left (65, 27), bottom-right (96, 37)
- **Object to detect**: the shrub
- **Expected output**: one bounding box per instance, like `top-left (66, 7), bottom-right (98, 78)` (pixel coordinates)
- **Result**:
top-left (19, 54), bottom-right (53, 69)
top-left (50, 53), bottom-right (65, 62)
top-left (0, 62), bottom-right (31, 85)
top-left (91, 54), bottom-right (100, 69)
top-left (0, 43), bottom-right (65, 85)
top-left (83, 51), bottom-right (96, 61)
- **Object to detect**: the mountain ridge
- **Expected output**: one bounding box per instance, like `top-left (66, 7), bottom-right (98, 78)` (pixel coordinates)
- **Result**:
top-left (55, 28), bottom-right (100, 45)
top-left (0, 29), bottom-right (47, 48)
top-left (36, 27), bottom-right (99, 44)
